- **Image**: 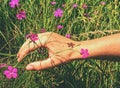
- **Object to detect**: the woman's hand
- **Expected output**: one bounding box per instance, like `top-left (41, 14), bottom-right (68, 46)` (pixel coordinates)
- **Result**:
top-left (17, 32), bottom-right (120, 70)
top-left (17, 32), bottom-right (77, 70)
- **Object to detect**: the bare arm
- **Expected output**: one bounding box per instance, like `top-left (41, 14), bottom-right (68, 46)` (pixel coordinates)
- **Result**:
top-left (71, 33), bottom-right (120, 59)
top-left (17, 32), bottom-right (120, 70)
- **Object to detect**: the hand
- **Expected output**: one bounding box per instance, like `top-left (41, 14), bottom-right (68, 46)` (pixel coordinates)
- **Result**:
top-left (17, 32), bottom-right (77, 70)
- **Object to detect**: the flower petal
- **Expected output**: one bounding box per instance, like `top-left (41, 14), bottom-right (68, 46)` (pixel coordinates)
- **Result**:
top-left (8, 66), bottom-right (13, 71)
top-left (4, 70), bottom-right (10, 75)
top-left (12, 68), bottom-right (18, 73)
top-left (6, 74), bottom-right (12, 79)
top-left (12, 73), bottom-right (18, 78)
top-left (80, 48), bottom-right (84, 54)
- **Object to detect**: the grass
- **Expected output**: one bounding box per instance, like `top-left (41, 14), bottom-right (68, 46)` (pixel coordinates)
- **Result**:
top-left (0, 0), bottom-right (120, 88)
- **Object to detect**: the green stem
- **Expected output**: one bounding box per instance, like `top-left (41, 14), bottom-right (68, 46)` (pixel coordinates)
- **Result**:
top-left (0, 53), bottom-right (16, 57)
top-left (13, 62), bottom-right (19, 67)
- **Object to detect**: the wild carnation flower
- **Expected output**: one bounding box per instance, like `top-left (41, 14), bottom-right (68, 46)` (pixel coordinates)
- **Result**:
top-left (80, 48), bottom-right (89, 58)
top-left (16, 10), bottom-right (26, 20)
top-left (82, 4), bottom-right (88, 9)
top-left (9, 0), bottom-right (19, 8)
top-left (72, 4), bottom-right (78, 8)
top-left (62, 4), bottom-right (65, 7)
top-left (51, 1), bottom-right (56, 5)
top-left (26, 33), bottom-right (38, 42)
top-left (40, 28), bottom-right (46, 33)
top-left (100, 1), bottom-right (106, 5)
top-left (83, 13), bottom-right (88, 17)
top-left (57, 25), bottom-right (63, 29)
top-left (0, 63), bottom-right (7, 68)
top-left (65, 34), bottom-right (71, 38)
top-left (4, 66), bottom-right (18, 79)
top-left (54, 8), bottom-right (63, 18)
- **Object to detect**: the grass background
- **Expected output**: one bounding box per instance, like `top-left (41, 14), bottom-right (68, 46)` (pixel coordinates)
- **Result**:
top-left (0, 0), bottom-right (120, 88)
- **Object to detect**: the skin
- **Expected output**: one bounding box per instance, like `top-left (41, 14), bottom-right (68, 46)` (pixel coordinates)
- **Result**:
top-left (17, 32), bottom-right (120, 70)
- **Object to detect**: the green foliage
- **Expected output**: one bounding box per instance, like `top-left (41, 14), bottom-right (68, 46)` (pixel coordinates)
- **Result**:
top-left (0, 0), bottom-right (120, 88)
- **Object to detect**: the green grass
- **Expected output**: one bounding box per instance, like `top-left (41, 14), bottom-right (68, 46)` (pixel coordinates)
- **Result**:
top-left (0, 0), bottom-right (120, 88)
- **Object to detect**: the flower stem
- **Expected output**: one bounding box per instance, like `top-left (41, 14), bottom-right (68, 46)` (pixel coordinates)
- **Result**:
top-left (13, 62), bottom-right (19, 67)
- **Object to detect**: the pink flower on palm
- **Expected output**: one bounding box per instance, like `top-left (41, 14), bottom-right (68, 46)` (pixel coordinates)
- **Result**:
top-left (40, 28), bottom-right (46, 33)
top-left (26, 33), bottom-right (38, 42)
top-left (16, 10), bottom-right (26, 20)
top-left (80, 48), bottom-right (89, 59)
top-left (9, 0), bottom-right (19, 8)
top-left (54, 8), bottom-right (63, 18)
top-left (4, 66), bottom-right (18, 79)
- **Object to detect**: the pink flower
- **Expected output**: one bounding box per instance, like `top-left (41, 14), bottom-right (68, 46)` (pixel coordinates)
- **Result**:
top-left (72, 4), bottom-right (78, 8)
top-left (83, 13), bottom-right (88, 17)
top-left (100, 1), bottom-right (106, 5)
top-left (65, 34), bottom-right (71, 38)
top-left (9, 0), bottom-right (19, 8)
top-left (4, 66), bottom-right (18, 79)
top-left (62, 4), bottom-right (66, 7)
top-left (0, 63), bottom-right (7, 68)
top-left (51, 1), bottom-right (56, 5)
top-left (80, 48), bottom-right (89, 59)
top-left (16, 10), bottom-right (26, 20)
top-left (57, 25), bottom-right (63, 29)
top-left (54, 8), bottom-right (63, 18)
top-left (26, 33), bottom-right (38, 42)
top-left (40, 28), bottom-right (46, 33)
top-left (82, 4), bottom-right (88, 9)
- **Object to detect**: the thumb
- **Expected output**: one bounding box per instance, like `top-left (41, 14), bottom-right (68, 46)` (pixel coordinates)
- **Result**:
top-left (26, 56), bottom-right (65, 70)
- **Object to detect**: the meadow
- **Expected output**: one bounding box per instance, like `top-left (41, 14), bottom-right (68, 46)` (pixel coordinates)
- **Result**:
top-left (0, 0), bottom-right (120, 88)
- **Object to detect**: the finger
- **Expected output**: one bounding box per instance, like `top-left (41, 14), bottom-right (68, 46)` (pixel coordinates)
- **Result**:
top-left (17, 35), bottom-right (48, 62)
top-left (25, 56), bottom-right (66, 70)
top-left (17, 39), bottom-right (31, 57)
top-left (17, 40), bottom-right (39, 62)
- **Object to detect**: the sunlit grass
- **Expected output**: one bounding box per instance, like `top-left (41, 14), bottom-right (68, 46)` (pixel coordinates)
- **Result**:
top-left (0, 0), bottom-right (120, 88)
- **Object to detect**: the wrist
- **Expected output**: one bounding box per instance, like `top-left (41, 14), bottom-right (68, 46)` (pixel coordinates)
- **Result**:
top-left (69, 41), bottom-right (86, 60)
top-left (71, 38), bottom-right (107, 60)
top-left (70, 40), bottom-right (93, 60)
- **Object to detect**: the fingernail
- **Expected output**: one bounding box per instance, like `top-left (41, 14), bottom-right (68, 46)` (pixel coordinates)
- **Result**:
top-left (17, 58), bottom-right (20, 62)
top-left (17, 53), bottom-right (19, 57)
top-left (17, 59), bottom-right (20, 62)
top-left (26, 65), bottom-right (33, 70)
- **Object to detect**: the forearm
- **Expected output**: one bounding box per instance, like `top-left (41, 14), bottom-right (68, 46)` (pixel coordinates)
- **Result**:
top-left (71, 33), bottom-right (120, 59)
